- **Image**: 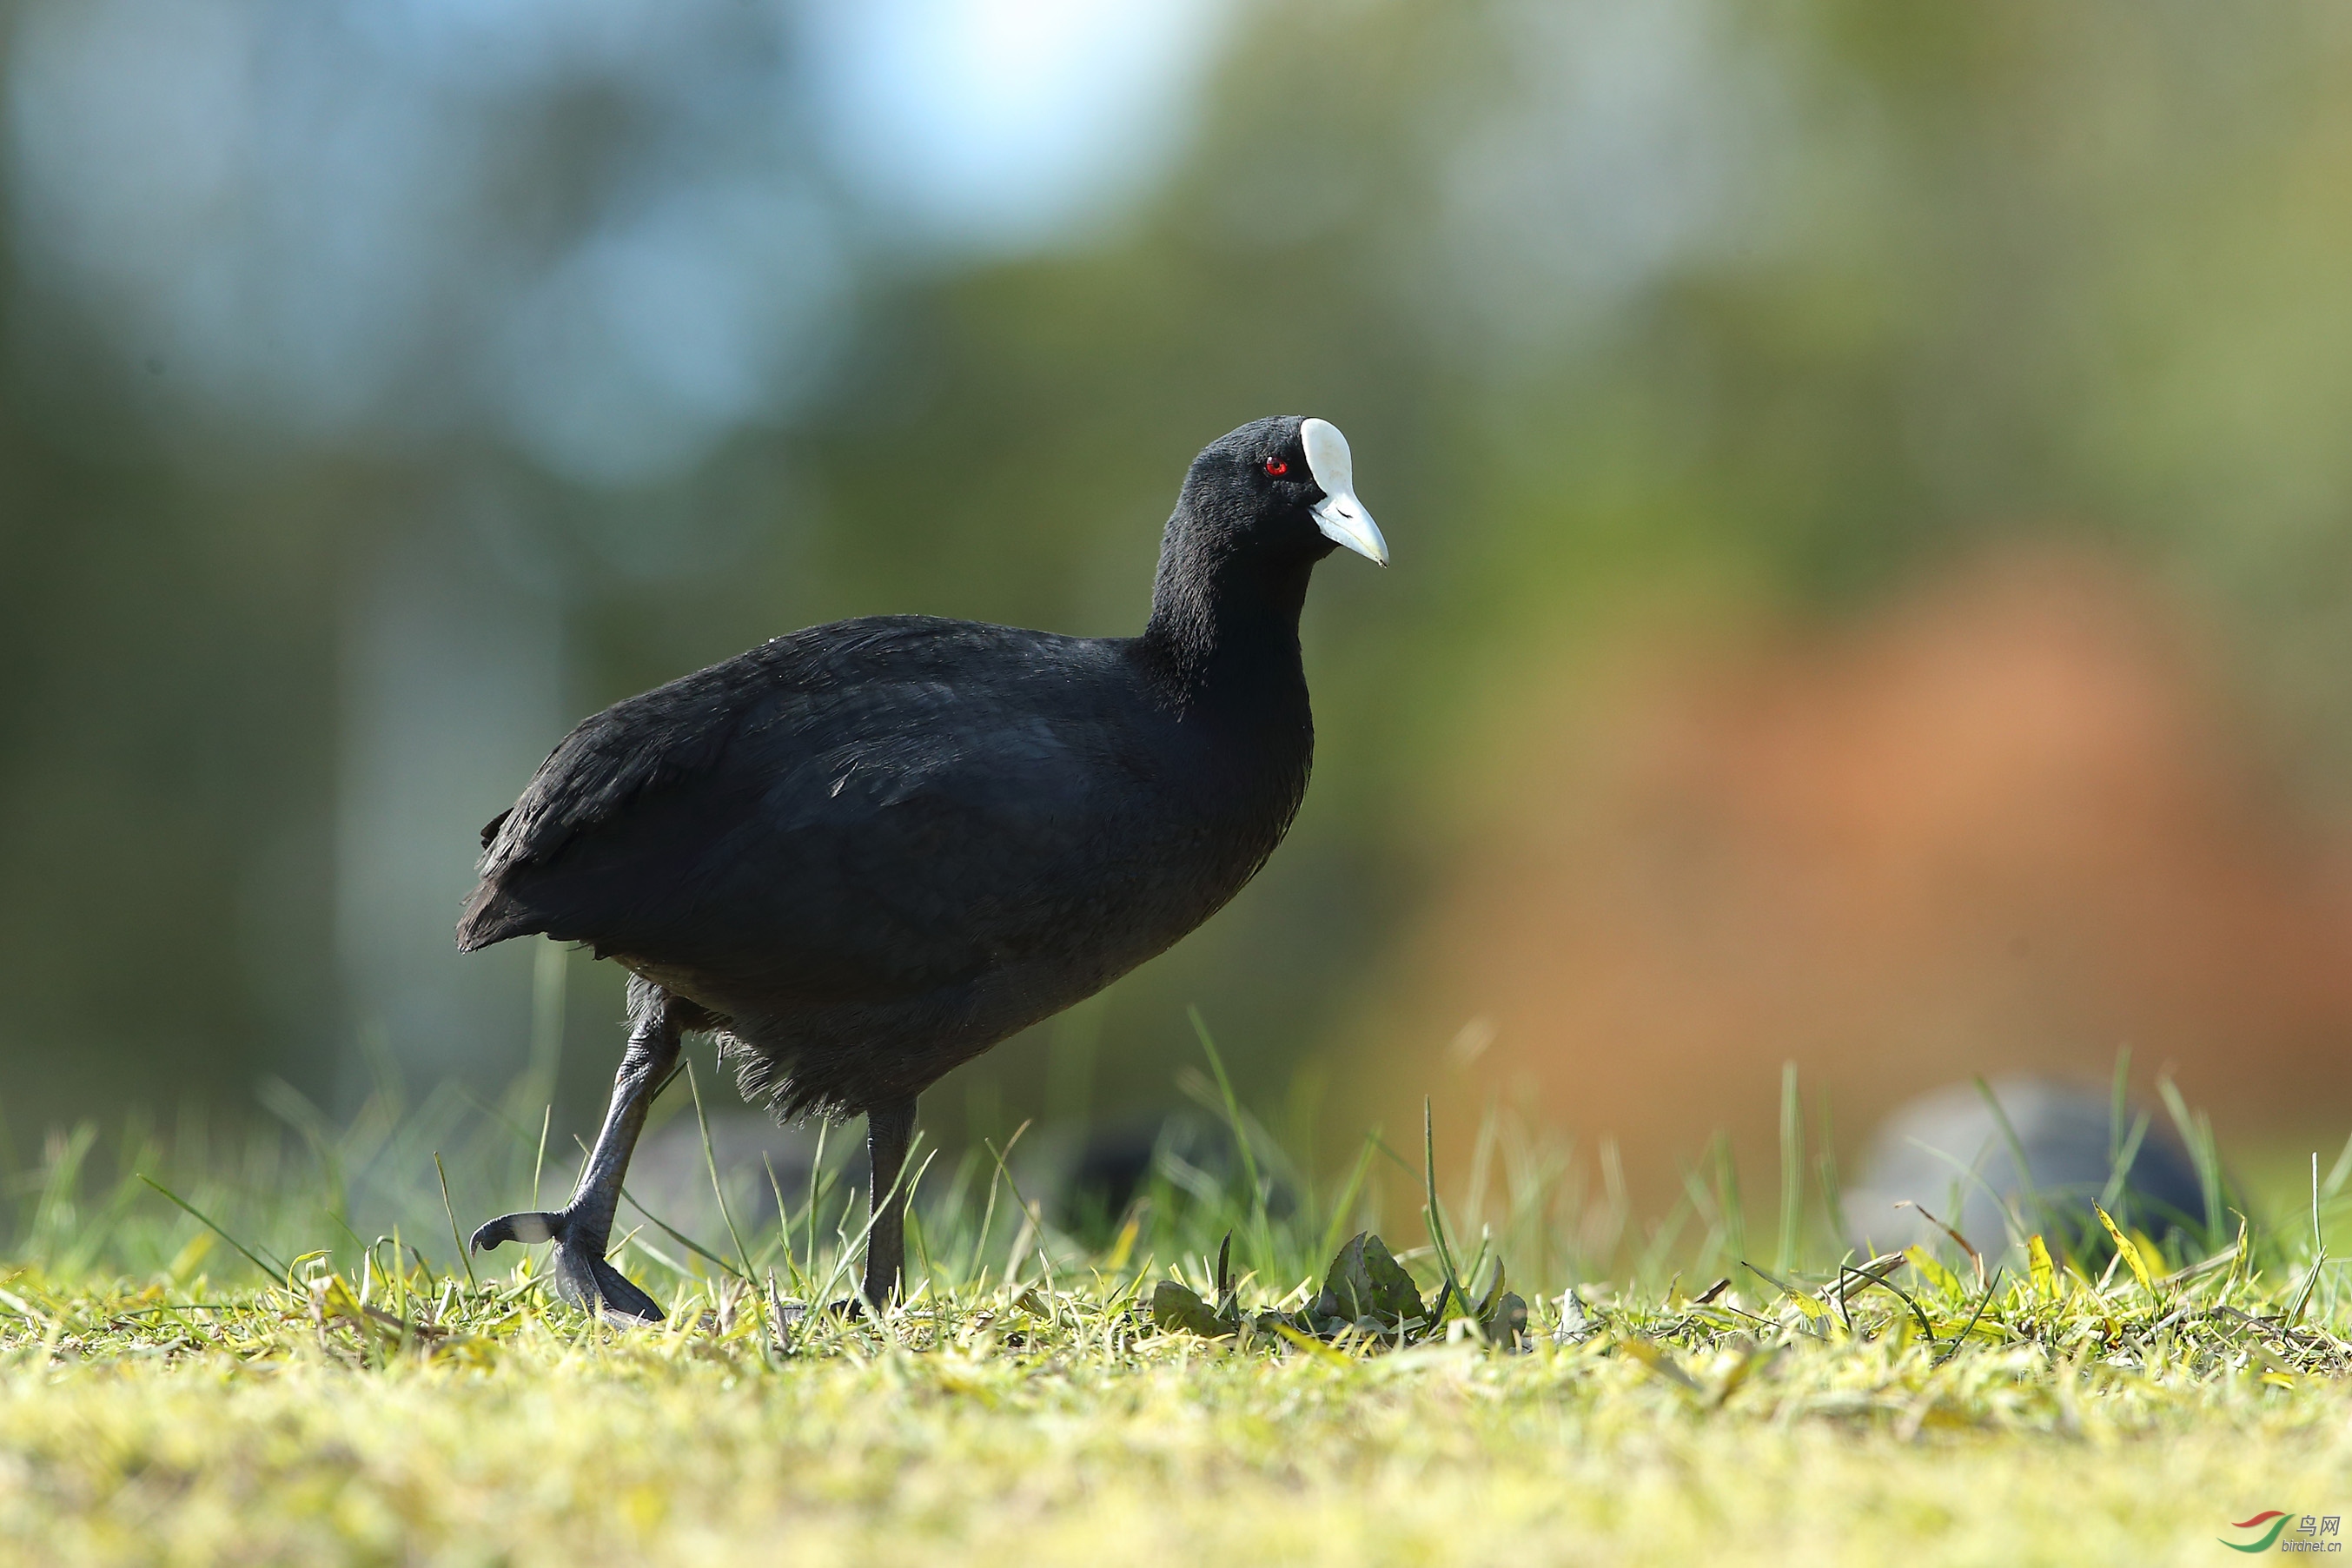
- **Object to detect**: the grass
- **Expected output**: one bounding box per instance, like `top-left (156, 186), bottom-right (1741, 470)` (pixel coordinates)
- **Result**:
top-left (7, 1044), bottom-right (2352, 1565)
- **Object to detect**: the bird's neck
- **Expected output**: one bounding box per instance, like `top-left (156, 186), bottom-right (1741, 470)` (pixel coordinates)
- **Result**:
top-left (1138, 537), bottom-right (1314, 714)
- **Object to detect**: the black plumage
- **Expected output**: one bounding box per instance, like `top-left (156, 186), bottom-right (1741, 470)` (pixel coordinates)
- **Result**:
top-left (461, 414), bottom-right (1386, 1319)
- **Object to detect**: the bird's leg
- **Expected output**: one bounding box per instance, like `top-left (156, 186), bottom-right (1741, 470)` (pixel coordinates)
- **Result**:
top-left (472, 989), bottom-right (684, 1323)
top-left (860, 1095), bottom-right (918, 1309)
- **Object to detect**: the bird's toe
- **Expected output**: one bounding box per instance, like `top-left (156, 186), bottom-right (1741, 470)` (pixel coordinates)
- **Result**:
top-left (474, 1207), bottom-right (665, 1322)
top-left (470, 1209), bottom-right (562, 1252)
top-left (549, 1246), bottom-right (665, 1324)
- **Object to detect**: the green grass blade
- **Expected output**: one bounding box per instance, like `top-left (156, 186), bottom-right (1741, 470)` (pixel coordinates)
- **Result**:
top-left (2321, 1130), bottom-right (2352, 1204)
top-left (1971, 1076), bottom-right (2053, 1244)
top-left (2097, 1109), bottom-right (2151, 1221)
top-left (690, 1059), bottom-right (766, 1343)
top-left (433, 1154), bottom-right (476, 1289)
top-left (1421, 1099), bottom-right (1464, 1317)
top-left (530, 1104), bottom-right (552, 1213)
top-left (2157, 1074), bottom-right (2223, 1247)
top-left (1813, 1088), bottom-right (1847, 1253)
top-left (1712, 1135), bottom-right (1746, 1278)
top-left (1316, 1128), bottom-right (1381, 1269)
top-left (1776, 1062), bottom-right (1803, 1276)
top-left (1189, 1008), bottom-right (1272, 1274)
top-left (527, 937), bottom-right (566, 1109)
top-left (2108, 1047), bottom-right (2131, 1175)
top-left (139, 1176), bottom-right (286, 1284)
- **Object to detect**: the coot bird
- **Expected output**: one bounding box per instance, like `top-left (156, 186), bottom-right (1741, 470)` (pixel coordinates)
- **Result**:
top-left (460, 416), bottom-right (1386, 1319)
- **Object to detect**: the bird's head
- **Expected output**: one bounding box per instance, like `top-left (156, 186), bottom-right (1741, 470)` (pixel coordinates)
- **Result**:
top-left (1177, 415), bottom-right (1388, 569)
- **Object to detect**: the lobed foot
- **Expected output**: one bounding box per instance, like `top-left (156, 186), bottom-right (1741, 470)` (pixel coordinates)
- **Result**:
top-left (772, 1297), bottom-right (875, 1330)
top-left (472, 1208), bottom-right (665, 1324)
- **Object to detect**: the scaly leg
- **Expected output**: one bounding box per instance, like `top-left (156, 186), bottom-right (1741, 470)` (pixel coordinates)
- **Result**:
top-left (473, 986), bottom-right (684, 1322)
top-left (861, 1095), bottom-right (918, 1308)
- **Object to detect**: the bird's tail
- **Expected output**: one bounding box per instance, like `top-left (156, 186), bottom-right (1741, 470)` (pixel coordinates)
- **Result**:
top-left (454, 878), bottom-right (540, 952)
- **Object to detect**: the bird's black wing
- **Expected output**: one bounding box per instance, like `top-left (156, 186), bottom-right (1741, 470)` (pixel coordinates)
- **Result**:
top-left (456, 633), bottom-right (798, 949)
top-left (456, 618), bottom-right (1146, 982)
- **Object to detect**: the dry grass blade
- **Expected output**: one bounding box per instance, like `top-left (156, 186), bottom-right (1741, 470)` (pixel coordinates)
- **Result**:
top-left (1893, 1199), bottom-right (1985, 1293)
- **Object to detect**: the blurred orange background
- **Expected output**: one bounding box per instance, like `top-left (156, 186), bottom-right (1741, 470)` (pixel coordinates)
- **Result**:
top-left (1356, 548), bottom-right (2352, 1205)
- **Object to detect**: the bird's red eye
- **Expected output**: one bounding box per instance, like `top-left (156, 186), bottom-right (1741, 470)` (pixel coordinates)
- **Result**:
top-left (1264, 458), bottom-right (1289, 476)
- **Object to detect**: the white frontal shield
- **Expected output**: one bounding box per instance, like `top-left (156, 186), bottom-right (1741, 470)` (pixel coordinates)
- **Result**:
top-left (1301, 418), bottom-right (1388, 566)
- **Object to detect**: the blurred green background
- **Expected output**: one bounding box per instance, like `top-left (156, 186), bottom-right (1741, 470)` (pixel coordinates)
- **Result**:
top-left (6, 0), bottom-right (2352, 1203)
